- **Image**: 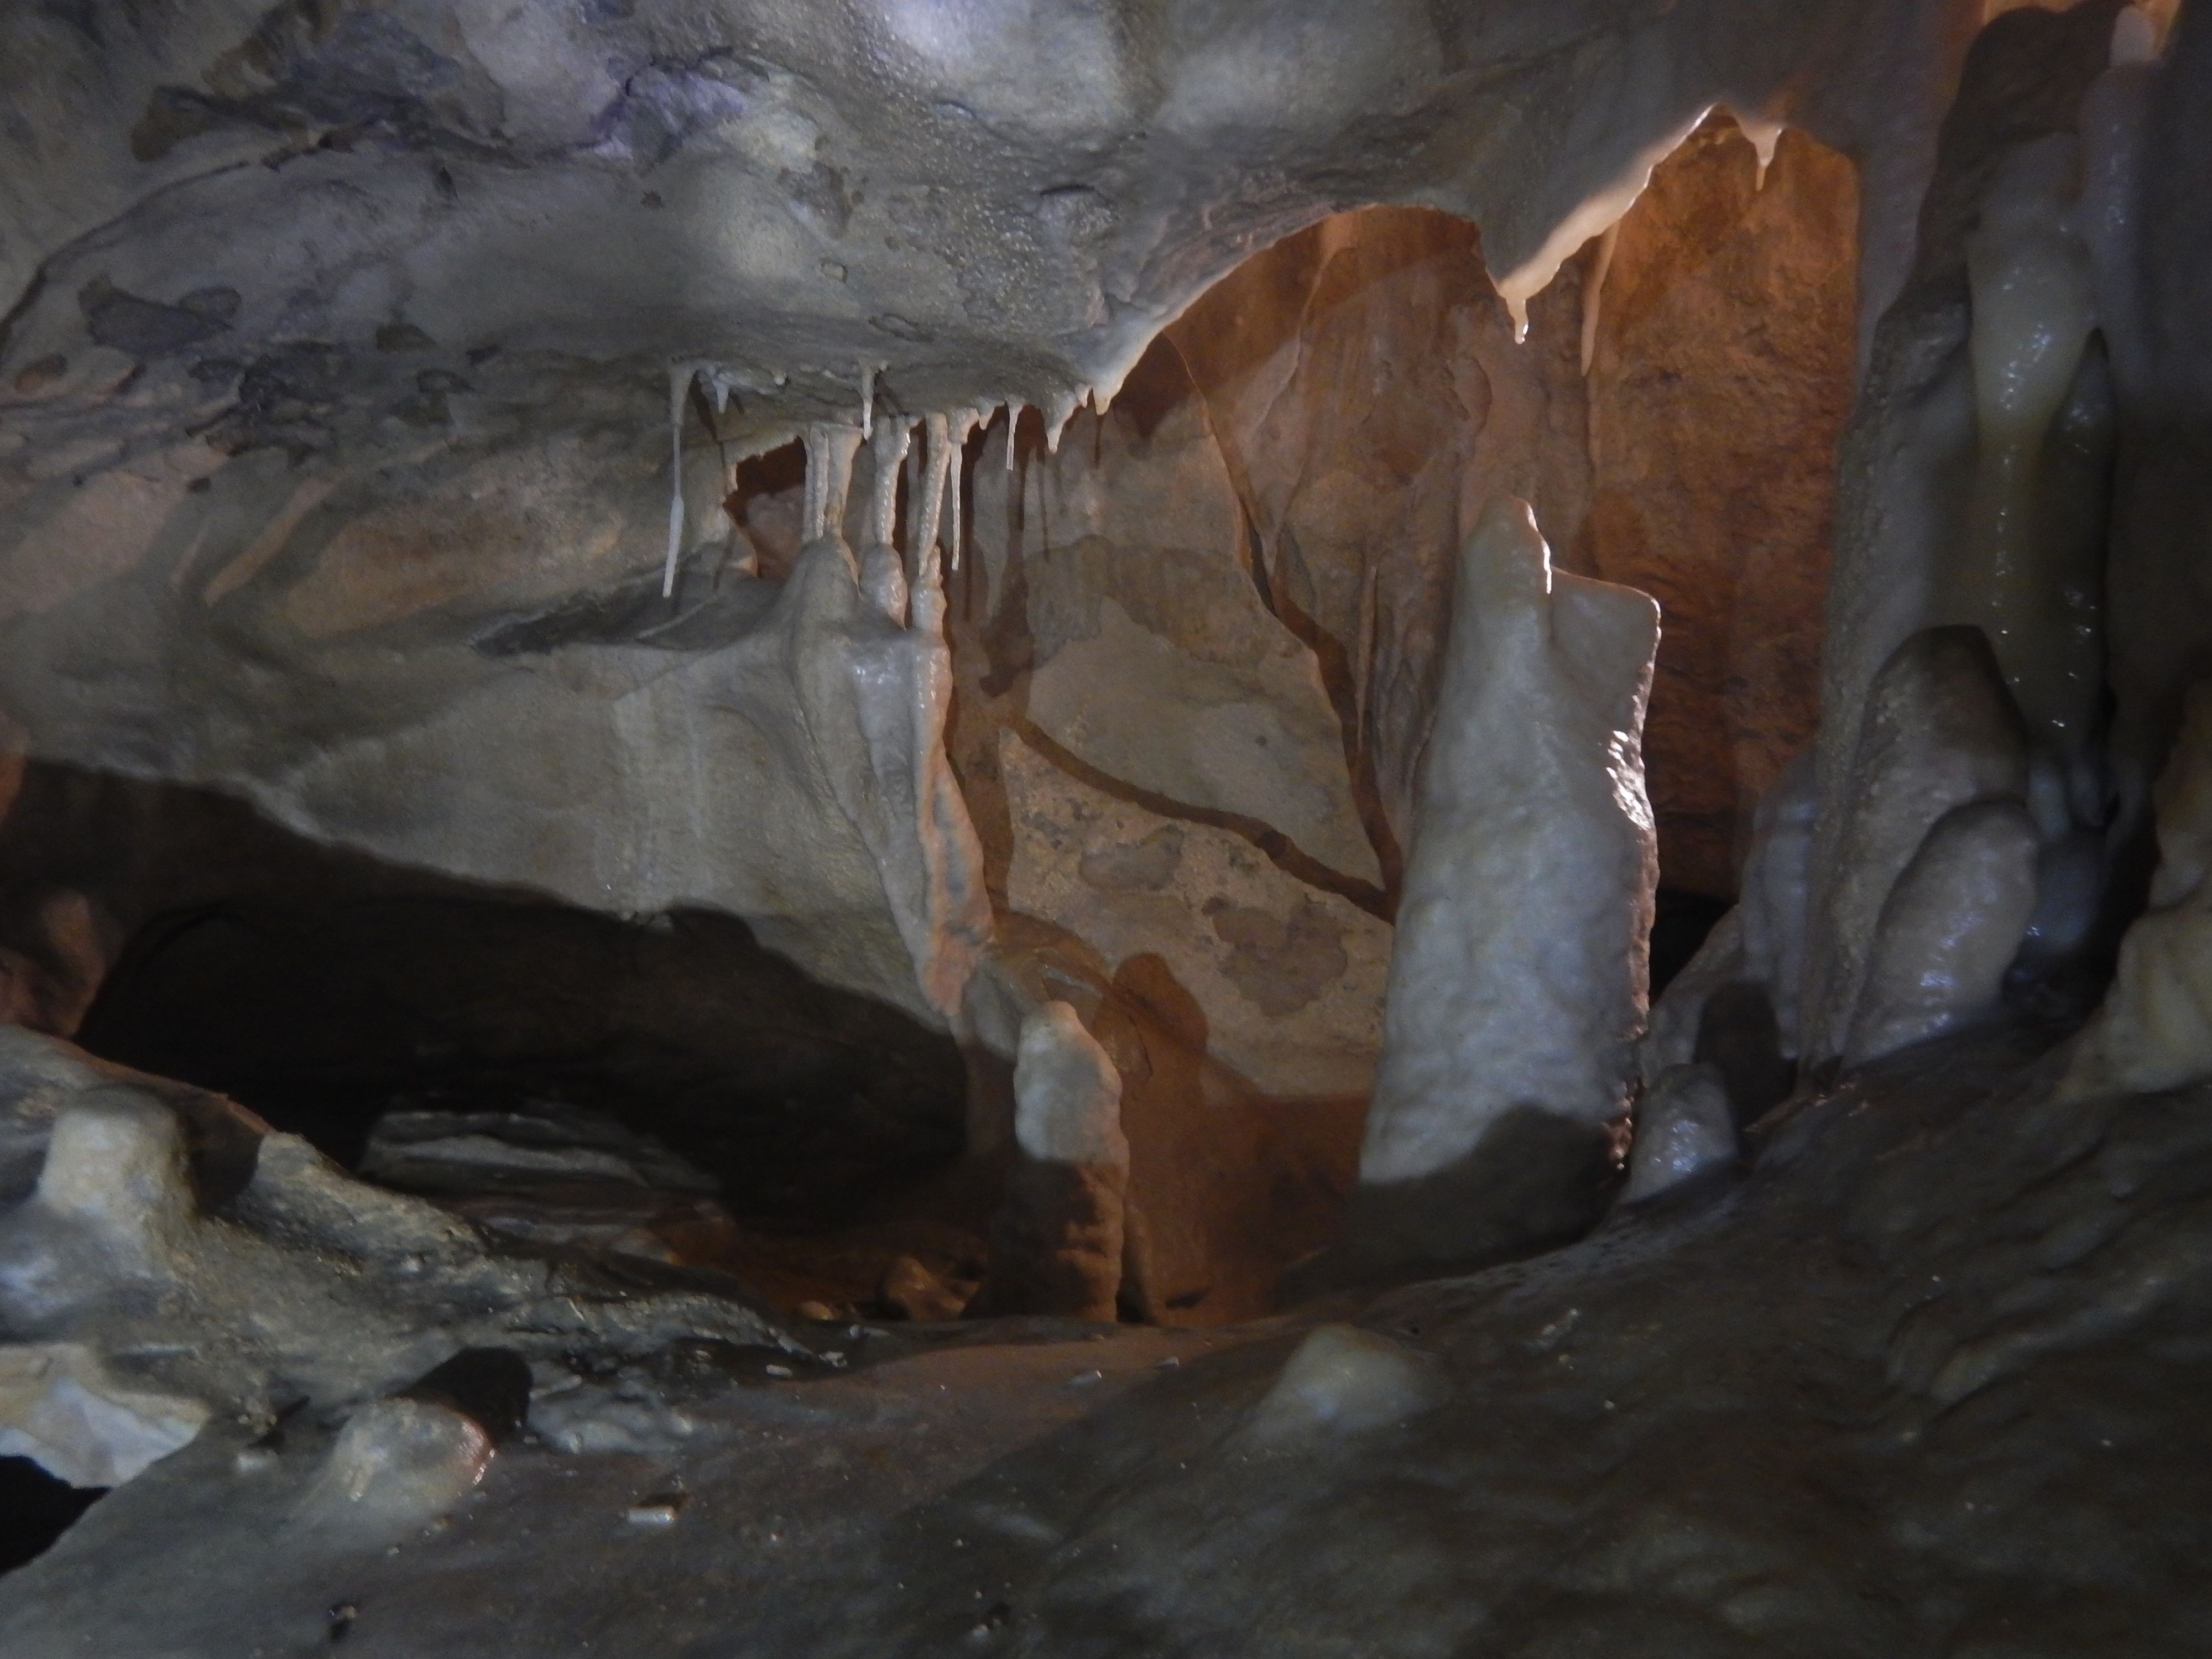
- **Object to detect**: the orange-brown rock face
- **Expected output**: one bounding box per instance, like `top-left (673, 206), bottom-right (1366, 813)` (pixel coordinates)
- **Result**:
top-left (1579, 119), bottom-right (1860, 896)
top-left (1156, 129), bottom-right (1856, 902)
top-left (1166, 207), bottom-right (1596, 879)
top-left (940, 152), bottom-right (1856, 1308)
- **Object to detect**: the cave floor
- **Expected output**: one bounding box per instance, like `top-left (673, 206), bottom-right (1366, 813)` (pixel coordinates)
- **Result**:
top-left (5, 1027), bottom-right (2211, 1657)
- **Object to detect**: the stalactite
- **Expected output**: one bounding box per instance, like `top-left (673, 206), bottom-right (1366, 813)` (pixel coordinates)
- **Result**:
top-left (1494, 107), bottom-right (1710, 343)
top-left (858, 361), bottom-right (878, 439)
top-left (1579, 222), bottom-right (1619, 376)
top-left (1044, 387), bottom-right (1083, 455)
top-left (1004, 399), bottom-right (1025, 468)
top-left (1733, 111), bottom-right (1785, 190)
top-left (912, 411), bottom-right (951, 563)
top-left (661, 361), bottom-right (697, 598)
top-left (945, 408), bottom-right (980, 571)
top-left (802, 422), bottom-right (864, 549)
top-left (862, 418), bottom-right (914, 622)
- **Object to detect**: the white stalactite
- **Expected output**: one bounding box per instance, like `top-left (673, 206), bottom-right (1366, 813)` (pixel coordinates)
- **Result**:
top-left (1733, 109), bottom-right (1785, 190)
top-left (1044, 387), bottom-right (1082, 455)
top-left (661, 361), bottom-right (698, 598)
top-left (802, 422), bottom-right (865, 549)
top-left (1494, 107), bottom-right (1710, 343)
top-left (945, 409), bottom-right (979, 571)
top-left (861, 418), bottom-right (914, 622)
top-left (1579, 221), bottom-right (1620, 376)
top-left (858, 361), bottom-right (878, 439)
top-left (1004, 399), bottom-right (1024, 468)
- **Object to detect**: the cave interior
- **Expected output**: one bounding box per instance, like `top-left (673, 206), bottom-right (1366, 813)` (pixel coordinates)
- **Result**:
top-left (2, 2), bottom-right (2210, 1653)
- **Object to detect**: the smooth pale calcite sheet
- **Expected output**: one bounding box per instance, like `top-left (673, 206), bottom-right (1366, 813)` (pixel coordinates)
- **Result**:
top-left (1804, 627), bottom-right (2031, 1064)
top-left (1620, 1063), bottom-right (1736, 1206)
top-left (1352, 498), bottom-right (1657, 1271)
top-left (1948, 134), bottom-right (2107, 765)
top-left (984, 1001), bottom-right (1129, 1321)
top-left (1845, 797), bottom-right (2041, 1066)
top-left (2064, 684), bottom-right (2212, 1099)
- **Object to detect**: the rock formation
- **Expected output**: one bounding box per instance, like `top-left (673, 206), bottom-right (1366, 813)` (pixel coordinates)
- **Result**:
top-left (1350, 498), bottom-right (1657, 1274)
top-left (980, 1002), bottom-right (1130, 1321)
top-left (2, 0), bottom-right (2212, 1651)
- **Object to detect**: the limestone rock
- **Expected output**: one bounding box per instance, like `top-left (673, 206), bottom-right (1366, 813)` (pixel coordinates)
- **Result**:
top-left (2064, 684), bottom-right (2212, 1099)
top-left (1352, 498), bottom-right (1658, 1274)
top-left (1579, 119), bottom-right (1859, 895)
top-left (0, 1342), bottom-right (208, 1488)
top-left (968, 343), bottom-right (1381, 889)
top-left (875, 1254), bottom-right (972, 1323)
top-left (983, 1004), bottom-right (1129, 1322)
top-left (1619, 1064), bottom-right (1738, 1206)
top-left (1165, 207), bottom-right (1596, 855)
top-left (1240, 1324), bottom-right (1445, 1446)
top-left (299, 1397), bottom-right (494, 1538)
top-left (998, 729), bottom-right (1390, 1099)
top-left (1846, 799), bottom-right (2041, 1066)
top-left (1806, 627), bottom-right (2031, 1063)
top-left (0, 1024), bottom-right (797, 1489)
top-left (362, 1104), bottom-right (719, 1197)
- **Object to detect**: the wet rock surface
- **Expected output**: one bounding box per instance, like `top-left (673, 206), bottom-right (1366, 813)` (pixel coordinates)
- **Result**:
top-left (5, 1026), bottom-right (2210, 1655)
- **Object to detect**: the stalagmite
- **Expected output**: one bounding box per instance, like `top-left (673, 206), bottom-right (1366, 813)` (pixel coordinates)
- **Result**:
top-left (978, 1002), bottom-right (1128, 1321)
top-left (1240, 1326), bottom-right (1444, 1446)
top-left (299, 1397), bottom-right (494, 1539)
top-left (2063, 682), bottom-right (2212, 1100)
top-left (1348, 498), bottom-right (1658, 1275)
top-left (1845, 797), bottom-right (2041, 1065)
top-left (1619, 1063), bottom-right (1736, 1206)
top-left (860, 418), bottom-right (913, 622)
top-left (1803, 627), bottom-right (2032, 1063)
top-left (1638, 755), bottom-right (1815, 1114)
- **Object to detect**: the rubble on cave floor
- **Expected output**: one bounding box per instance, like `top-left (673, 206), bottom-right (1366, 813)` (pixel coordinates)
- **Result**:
top-left (4, 1022), bottom-right (2209, 1656)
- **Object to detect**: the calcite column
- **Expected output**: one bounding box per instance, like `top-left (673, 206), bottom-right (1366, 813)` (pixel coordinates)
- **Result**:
top-left (1349, 498), bottom-right (1658, 1274)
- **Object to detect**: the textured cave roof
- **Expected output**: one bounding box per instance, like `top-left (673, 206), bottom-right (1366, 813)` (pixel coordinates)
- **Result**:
top-left (1, 0), bottom-right (1969, 462)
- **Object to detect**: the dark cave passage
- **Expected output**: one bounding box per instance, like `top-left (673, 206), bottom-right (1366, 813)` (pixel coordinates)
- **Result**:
top-left (0, 1460), bottom-right (102, 1580)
